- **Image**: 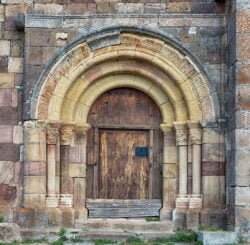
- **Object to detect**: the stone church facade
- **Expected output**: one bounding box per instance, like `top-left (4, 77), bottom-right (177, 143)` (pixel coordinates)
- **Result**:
top-left (0, 0), bottom-right (249, 240)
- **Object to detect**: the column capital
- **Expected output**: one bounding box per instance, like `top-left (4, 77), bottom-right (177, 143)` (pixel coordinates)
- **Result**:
top-left (46, 127), bottom-right (60, 145)
top-left (75, 123), bottom-right (91, 135)
top-left (23, 120), bottom-right (48, 130)
top-left (60, 123), bottom-right (75, 145)
top-left (160, 123), bottom-right (173, 132)
top-left (187, 121), bottom-right (202, 145)
top-left (173, 122), bottom-right (188, 146)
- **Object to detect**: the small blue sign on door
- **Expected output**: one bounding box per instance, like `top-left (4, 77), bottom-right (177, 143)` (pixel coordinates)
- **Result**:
top-left (135, 147), bottom-right (149, 157)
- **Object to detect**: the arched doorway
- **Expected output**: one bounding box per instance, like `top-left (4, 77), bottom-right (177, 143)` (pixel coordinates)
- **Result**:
top-left (86, 88), bottom-right (163, 217)
top-left (23, 29), bottom-right (221, 226)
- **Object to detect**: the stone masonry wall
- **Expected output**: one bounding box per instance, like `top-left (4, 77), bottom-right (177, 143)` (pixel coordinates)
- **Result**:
top-left (0, 0), bottom-right (228, 229)
top-left (226, 0), bottom-right (250, 238)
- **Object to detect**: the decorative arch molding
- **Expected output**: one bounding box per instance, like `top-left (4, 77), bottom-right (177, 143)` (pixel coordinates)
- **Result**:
top-left (23, 29), bottom-right (219, 221)
top-left (31, 31), bottom-right (218, 123)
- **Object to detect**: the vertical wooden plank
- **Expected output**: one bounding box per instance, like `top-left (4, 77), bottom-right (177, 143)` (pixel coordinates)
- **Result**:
top-left (149, 129), bottom-right (154, 199)
top-left (93, 127), bottom-right (99, 199)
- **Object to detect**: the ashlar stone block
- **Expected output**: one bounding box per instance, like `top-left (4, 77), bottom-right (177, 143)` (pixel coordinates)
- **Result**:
top-left (0, 73), bottom-right (14, 88)
top-left (23, 176), bottom-right (46, 194)
top-left (68, 163), bottom-right (86, 178)
top-left (0, 40), bottom-right (10, 56)
top-left (8, 57), bottom-right (23, 73)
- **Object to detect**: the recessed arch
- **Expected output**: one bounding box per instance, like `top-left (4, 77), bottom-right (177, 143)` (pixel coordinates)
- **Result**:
top-left (32, 31), bottom-right (217, 125)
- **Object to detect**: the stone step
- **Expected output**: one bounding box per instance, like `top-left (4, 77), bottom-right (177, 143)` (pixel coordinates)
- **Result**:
top-left (73, 230), bottom-right (175, 242)
top-left (75, 218), bottom-right (174, 233)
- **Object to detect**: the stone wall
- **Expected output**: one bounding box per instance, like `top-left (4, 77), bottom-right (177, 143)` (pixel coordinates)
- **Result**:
top-left (0, 0), bottom-right (238, 233)
top-left (226, 0), bottom-right (250, 238)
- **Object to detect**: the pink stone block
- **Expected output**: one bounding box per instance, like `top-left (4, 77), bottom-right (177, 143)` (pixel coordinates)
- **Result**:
top-left (0, 125), bottom-right (13, 143)
top-left (0, 89), bottom-right (12, 106)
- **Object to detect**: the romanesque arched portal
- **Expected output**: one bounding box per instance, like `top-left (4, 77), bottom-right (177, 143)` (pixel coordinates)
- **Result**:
top-left (23, 29), bottom-right (218, 223)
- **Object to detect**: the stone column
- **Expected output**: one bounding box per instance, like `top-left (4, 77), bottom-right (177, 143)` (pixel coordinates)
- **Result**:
top-left (174, 122), bottom-right (189, 209)
top-left (73, 123), bottom-right (90, 220)
top-left (188, 121), bottom-right (202, 209)
top-left (46, 126), bottom-right (60, 207)
top-left (160, 124), bottom-right (178, 220)
top-left (59, 123), bottom-right (75, 208)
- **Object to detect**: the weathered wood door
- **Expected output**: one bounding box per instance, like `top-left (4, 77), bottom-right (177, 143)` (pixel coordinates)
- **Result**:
top-left (86, 88), bottom-right (163, 217)
top-left (99, 129), bottom-right (149, 199)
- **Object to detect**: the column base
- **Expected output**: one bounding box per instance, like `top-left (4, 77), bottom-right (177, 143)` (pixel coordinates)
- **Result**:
top-left (189, 195), bottom-right (202, 209)
top-left (59, 194), bottom-right (73, 208)
top-left (175, 195), bottom-right (189, 209)
top-left (46, 195), bottom-right (59, 208)
top-left (75, 208), bottom-right (88, 220)
top-left (160, 207), bottom-right (173, 220)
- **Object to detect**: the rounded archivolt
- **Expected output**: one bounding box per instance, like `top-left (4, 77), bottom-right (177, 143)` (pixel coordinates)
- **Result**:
top-left (33, 32), bottom-right (216, 124)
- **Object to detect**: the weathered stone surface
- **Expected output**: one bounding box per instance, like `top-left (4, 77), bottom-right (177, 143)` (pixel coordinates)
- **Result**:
top-left (0, 183), bottom-right (16, 201)
top-left (0, 107), bottom-right (18, 125)
top-left (0, 40), bottom-right (10, 56)
top-left (186, 211), bottom-right (200, 230)
top-left (24, 142), bottom-right (46, 162)
top-left (17, 208), bottom-right (34, 228)
top-left (163, 163), bottom-right (177, 178)
top-left (202, 143), bottom-right (225, 162)
top-left (202, 176), bottom-right (225, 208)
top-left (8, 57), bottom-right (23, 73)
top-left (0, 161), bottom-right (14, 184)
top-left (0, 125), bottom-right (13, 143)
top-left (47, 208), bottom-right (62, 226)
top-left (69, 163), bottom-right (86, 178)
top-left (202, 162), bottom-right (225, 176)
top-left (0, 143), bottom-right (19, 161)
top-left (0, 89), bottom-right (12, 106)
top-left (23, 194), bottom-right (46, 208)
top-left (200, 209), bottom-right (227, 230)
top-left (0, 73), bottom-right (14, 88)
top-left (229, 187), bottom-right (250, 206)
top-left (173, 209), bottom-right (186, 230)
top-left (73, 178), bottom-right (86, 209)
top-left (13, 125), bottom-right (23, 144)
top-left (0, 223), bottom-right (21, 243)
top-left (197, 231), bottom-right (237, 245)
top-left (24, 161), bottom-right (46, 176)
top-left (23, 176), bottom-right (46, 194)
top-left (61, 208), bottom-right (74, 228)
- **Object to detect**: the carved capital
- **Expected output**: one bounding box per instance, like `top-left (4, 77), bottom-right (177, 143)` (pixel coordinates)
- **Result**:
top-left (187, 121), bottom-right (202, 145)
top-left (174, 122), bottom-right (188, 146)
top-left (46, 127), bottom-right (59, 145)
top-left (60, 123), bottom-right (75, 145)
top-left (75, 123), bottom-right (91, 135)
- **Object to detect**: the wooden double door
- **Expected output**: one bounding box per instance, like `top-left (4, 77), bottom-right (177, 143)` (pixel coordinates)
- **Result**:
top-left (86, 88), bottom-right (163, 217)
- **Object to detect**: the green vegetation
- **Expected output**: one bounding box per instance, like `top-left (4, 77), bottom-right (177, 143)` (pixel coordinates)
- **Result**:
top-left (198, 225), bottom-right (222, 232)
top-left (0, 216), bottom-right (5, 223)
top-left (145, 217), bottom-right (160, 222)
top-left (51, 240), bottom-right (64, 245)
top-left (151, 230), bottom-right (200, 244)
top-left (22, 239), bottom-right (48, 244)
top-left (0, 241), bottom-right (19, 245)
top-left (94, 239), bottom-right (116, 245)
top-left (126, 236), bottom-right (145, 245)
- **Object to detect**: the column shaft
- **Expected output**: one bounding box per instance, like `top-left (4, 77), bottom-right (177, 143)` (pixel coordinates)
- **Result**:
top-left (179, 145), bottom-right (188, 195)
top-left (47, 144), bottom-right (56, 195)
top-left (192, 144), bottom-right (201, 195)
